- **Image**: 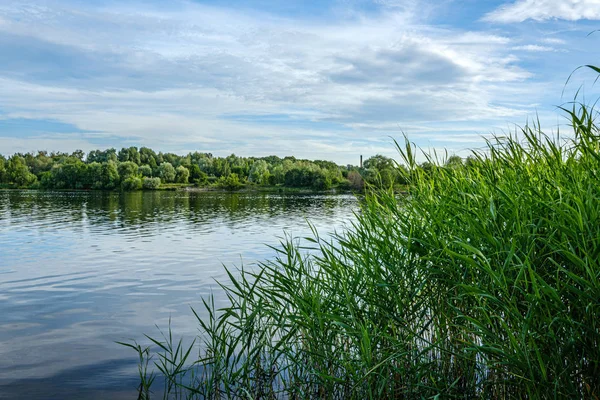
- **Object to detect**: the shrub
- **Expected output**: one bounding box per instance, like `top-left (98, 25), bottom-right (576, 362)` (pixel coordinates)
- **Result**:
top-left (216, 173), bottom-right (243, 190)
top-left (121, 176), bottom-right (142, 191)
top-left (142, 177), bottom-right (161, 190)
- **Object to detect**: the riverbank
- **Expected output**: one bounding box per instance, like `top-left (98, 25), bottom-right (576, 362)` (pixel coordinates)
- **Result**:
top-left (1, 182), bottom-right (407, 194)
top-left (179, 184), bottom-right (355, 194)
top-left (0, 183), bottom-right (358, 194)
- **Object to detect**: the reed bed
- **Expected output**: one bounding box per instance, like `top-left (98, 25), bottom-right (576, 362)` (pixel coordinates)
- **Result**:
top-left (123, 78), bottom-right (600, 399)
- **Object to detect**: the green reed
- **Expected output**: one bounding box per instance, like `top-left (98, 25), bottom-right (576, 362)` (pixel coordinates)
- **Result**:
top-left (123, 76), bottom-right (600, 399)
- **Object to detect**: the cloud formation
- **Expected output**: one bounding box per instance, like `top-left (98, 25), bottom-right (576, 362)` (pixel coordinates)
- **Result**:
top-left (512, 44), bottom-right (557, 52)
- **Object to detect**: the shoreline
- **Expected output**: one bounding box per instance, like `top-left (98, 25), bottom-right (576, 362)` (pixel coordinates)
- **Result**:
top-left (0, 184), bottom-right (362, 194)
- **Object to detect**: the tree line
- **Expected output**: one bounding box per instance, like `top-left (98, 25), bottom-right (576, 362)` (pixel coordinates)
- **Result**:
top-left (0, 147), bottom-right (447, 191)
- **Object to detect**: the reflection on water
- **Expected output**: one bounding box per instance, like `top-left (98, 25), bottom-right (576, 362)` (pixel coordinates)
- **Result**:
top-left (0, 190), bottom-right (357, 399)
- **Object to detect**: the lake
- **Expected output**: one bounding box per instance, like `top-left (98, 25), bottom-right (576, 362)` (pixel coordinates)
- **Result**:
top-left (0, 190), bottom-right (358, 399)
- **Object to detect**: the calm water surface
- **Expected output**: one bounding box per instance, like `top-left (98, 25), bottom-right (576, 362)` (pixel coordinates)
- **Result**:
top-left (0, 190), bottom-right (357, 399)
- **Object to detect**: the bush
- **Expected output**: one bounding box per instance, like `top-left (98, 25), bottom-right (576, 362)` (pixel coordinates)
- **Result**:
top-left (121, 176), bottom-right (142, 191)
top-left (142, 177), bottom-right (161, 190)
top-left (216, 173), bottom-right (243, 190)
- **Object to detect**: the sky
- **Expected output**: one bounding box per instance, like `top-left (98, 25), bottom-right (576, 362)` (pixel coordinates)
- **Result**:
top-left (0, 0), bottom-right (599, 164)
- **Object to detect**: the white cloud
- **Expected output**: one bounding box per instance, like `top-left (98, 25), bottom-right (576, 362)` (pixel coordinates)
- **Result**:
top-left (485, 0), bottom-right (600, 23)
top-left (540, 37), bottom-right (566, 44)
top-left (512, 44), bottom-right (557, 51)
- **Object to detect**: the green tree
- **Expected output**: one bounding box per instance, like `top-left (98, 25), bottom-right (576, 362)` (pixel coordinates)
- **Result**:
top-left (118, 161), bottom-right (139, 181)
top-left (87, 150), bottom-right (102, 163)
top-left (71, 149), bottom-right (85, 161)
top-left (228, 154), bottom-right (250, 177)
top-left (311, 169), bottom-right (332, 190)
top-left (158, 162), bottom-right (176, 183)
top-left (138, 165), bottom-right (153, 177)
top-left (118, 147), bottom-right (141, 164)
top-left (25, 151), bottom-right (54, 176)
top-left (363, 154), bottom-right (395, 171)
top-left (0, 155), bottom-right (7, 183)
top-left (268, 165), bottom-right (285, 185)
top-left (39, 171), bottom-right (53, 188)
top-left (197, 156), bottom-right (213, 174)
top-left (100, 161), bottom-right (120, 189)
top-left (284, 166), bottom-right (331, 189)
top-left (86, 162), bottom-right (103, 189)
top-left (107, 149), bottom-right (118, 163)
top-left (213, 158), bottom-right (231, 177)
top-left (49, 161), bottom-right (87, 189)
top-left (284, 168), bottom-right (304, 187)
top-left (445, 155), bottom-right (463, 169)
top-left (118, 148), bottom-right (130, 162)
top-left (249, 160), bottom-right (270, 184)
top-left (7, 156), bottom-right (37, 187)
top-left (188, 164), bottom-right (201, 180)
top-left (87, 148), bottom-right (117, 163)
top-left (162, 153), bottom-right (182, 167)
top-left (188, 164), bottom-right (208, 186)
top-left (139, 147), bottom-right (157, 168)
top-left (175, 165), bottom-right (190, 183)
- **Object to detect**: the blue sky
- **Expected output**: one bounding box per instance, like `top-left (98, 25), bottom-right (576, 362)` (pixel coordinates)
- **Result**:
top-left (0, 0), bottom-right (599, 164)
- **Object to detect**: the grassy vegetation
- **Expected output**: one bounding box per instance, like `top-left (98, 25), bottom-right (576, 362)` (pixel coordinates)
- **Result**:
top-left (123, 72), bottom-right (600, 399)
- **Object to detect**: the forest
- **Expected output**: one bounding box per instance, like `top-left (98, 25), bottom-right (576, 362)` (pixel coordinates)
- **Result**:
top-left (0, 147), bottom-right (442, 191)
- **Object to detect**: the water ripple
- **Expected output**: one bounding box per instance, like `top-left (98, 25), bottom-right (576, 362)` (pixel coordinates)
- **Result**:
top-left (0, 189), bottom-right (357, 399)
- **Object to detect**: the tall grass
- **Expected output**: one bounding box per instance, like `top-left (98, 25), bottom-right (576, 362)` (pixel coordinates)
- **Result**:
top-left (124, 74), bottom-right (600, 399)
